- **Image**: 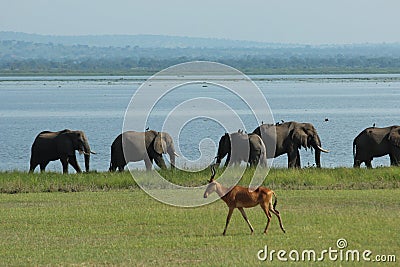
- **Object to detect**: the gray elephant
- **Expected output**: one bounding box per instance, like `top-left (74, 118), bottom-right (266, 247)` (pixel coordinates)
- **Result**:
top-left (353, 125), bottom-right (400, 168)
top-left (253, 121), bottom-right (328, 168)
top-left (109, 130), bottom-right (178, 171)
top-left (215, 131), bottom-right (267, 167)
top-left (29, 129), bottom-right (95, 174)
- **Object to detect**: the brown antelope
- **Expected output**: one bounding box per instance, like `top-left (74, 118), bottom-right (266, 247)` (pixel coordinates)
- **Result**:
top-left (203, 166), bottom-right (286, 235)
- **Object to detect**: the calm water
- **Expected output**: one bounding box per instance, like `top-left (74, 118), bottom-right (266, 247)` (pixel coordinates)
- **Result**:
top-left (1, 74), bottom-right (400, 171)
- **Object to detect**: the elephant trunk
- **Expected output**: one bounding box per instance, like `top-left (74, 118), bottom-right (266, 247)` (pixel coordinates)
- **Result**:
top-left (215, 153), bottom-right (222, 165)
top-left (216, 144), bottom-right (230, 167)
top-left (84, 154), bottom-right (90, 172)
top-left (155, 157), bottom-right (167, 169)
top-left (168, 150), bottom-right (176, 169)
top-left (312, 135), bottom-right (328, 168)
top-left (215, 152), bottom-right (230, 167)
top-left (314, 148), bottom-right (321, 168)
top-left (223, 153), bottom-right (231, 167)
top-left (83, 139), bottom-right (91, 172)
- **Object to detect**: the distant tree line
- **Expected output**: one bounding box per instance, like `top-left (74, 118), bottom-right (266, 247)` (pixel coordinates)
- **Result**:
top-left (2, 56), bottom-right (400, 75)
top-left (2, 40), bottom-right (400, 75)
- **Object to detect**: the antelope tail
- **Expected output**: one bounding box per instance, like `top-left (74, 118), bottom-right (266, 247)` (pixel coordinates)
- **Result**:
top-left (273, 192), bottom-right (278, 210)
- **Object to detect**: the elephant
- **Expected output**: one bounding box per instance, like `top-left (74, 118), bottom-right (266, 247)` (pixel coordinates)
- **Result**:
top-left (253, 121), bottom-right (328, 168)
top-left (109, 130), bottom-right (178, 171)
top-left (353, 125), bottom-right (400, 168)
top-left (29, 129), bottom-right (95, 174)
top-left (215, 131), bottom-right (267, 167)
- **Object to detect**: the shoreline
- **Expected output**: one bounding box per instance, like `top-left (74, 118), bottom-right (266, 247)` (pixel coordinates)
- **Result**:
top-left (2, 72), bottom-right (400, 83)
top-left (1, 68), bottom-right (400, 78)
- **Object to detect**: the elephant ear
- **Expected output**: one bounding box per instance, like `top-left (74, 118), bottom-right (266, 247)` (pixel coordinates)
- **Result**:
top-left (154, 132), bottom-right (167, 154)
top-left (291, 128), bottom-right (309, 149)
top-left (366, 129), bottom-right (387, 144)
top-left (389, 126), bottom-right (400, 147)
top-left (161, 132), bottom-right (174, 152)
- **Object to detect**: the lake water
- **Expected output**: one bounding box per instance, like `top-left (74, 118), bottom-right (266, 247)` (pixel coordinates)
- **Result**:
top-left (1, 74), bottom-right (400, 172)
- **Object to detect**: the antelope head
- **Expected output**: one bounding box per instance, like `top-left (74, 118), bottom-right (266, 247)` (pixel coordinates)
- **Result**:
top-left (203, 165), bottom-right (217, 198)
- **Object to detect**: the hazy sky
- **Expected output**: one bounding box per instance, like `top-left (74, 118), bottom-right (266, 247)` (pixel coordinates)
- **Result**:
top-left (1, 0), bottom-right (400, 44)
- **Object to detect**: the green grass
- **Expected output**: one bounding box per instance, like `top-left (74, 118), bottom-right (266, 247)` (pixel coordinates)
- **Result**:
top-left (0, 190), bottom-right (399, 266)
top-left (1, 167), bottom-right (399, 193)
top-left (0, 169), bottom-right (399, 265)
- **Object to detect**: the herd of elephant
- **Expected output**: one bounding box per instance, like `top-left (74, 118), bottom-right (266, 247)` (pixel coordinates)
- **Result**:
top-left (28, 121), bottom-right (400, 174)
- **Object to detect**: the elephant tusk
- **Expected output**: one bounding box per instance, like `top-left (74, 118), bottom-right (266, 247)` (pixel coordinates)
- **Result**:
top-left (174, 152), bottom-right (179, 157)
top-left (90, 150), bottom-right (97, 155)
top-left (79, 150), bottom-right (91, 156)
top-left (317, 145), bottom-right (329, 153)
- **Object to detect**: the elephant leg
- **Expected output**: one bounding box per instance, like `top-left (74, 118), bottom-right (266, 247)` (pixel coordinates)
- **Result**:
top-left (248, 151), bottom-right (254, 167)
top-left (295, 150), bottom-right (301, 168)
top-left (247, 156), bottom-right (252, 166)
top-left (109, 163), bottom-right (116, 172)
top-left (40, 161), bottom-right (49, 172)
top-left (144, 157), bottom-right (153, 171)
top-left (394, 156), bottom-right (400, 166)
top-left (262, 157), bottom-right (268, 168)
top-left (60, 157), bottom-right (69, 174)
top-left (249, 159), bottom-right (255, 167)
top-left (154, 156), bottom-right (167, 169)
top-left (389, 154), bottom-right (395, 166)
top-left (252, 153), bottom-right (260, 167)
top-left (389, 153), bottom-right (400, 166)
top-left (365, 159), bottom-right (373, 169)
top-left (353, 158), bottom-right (361, 168)
top-left (287, 150), bottom-right (298, 168)
top-left (29, 161), bottom-right (39, 173)
top-left (68, 155), bottom-right (82, 173)
top-left (114, 159), bottom-right (126, 172)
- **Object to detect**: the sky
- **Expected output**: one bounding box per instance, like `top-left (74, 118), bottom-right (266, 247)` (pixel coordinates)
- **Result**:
top-left (1, 0), bottom-right (400, 44)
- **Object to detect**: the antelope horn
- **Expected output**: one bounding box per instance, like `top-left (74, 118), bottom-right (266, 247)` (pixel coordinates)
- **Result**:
top-left (316, 145), bottom-right (329, 153)
top-left (209, 165), bottom-right (216, 183)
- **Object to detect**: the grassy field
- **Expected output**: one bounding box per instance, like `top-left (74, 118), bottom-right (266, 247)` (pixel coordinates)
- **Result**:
top-left (1, 167), bottom-right (399, 193)
top-left (0, 168), bottom-right (399, 266)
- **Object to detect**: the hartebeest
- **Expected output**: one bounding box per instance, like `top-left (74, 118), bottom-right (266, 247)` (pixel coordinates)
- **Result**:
top-left (203, 166), bottom-right (286, 235)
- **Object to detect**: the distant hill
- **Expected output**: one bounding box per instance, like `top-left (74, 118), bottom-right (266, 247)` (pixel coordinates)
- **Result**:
top-left (0, 31), bottom-right (290, 49)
